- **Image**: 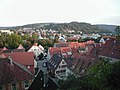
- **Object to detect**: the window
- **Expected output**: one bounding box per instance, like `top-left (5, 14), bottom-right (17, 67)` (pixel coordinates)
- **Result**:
top-left (56, 71), bottom-right (60, 73)
top-left (67, 52), bottom-right (72, 55)
top-left (61, 65), bottom-right (66, 68)
top-left (24, 81), bottom-right (29, 89)
top-left (0, 86), bottom-right (2, 90)
top-left (11, 84), bottom-right (16, 90)
top-left (62, 61), bottom-right (64, 64)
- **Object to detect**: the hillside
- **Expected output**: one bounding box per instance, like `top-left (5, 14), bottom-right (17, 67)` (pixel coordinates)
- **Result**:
top-left (96, 24), bottom-right (117, 33)
top-left (0, 22), bottom-right (110, 33)
top-left (43, 22), bottom-right (106, 33)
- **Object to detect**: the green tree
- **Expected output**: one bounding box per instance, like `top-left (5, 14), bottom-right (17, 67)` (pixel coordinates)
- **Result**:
top-left (115, 26), bottom-right (120, 41)
top-left (108, 61), bottom-right (120, 90)
top-left (115, 26), bottom-right (120, 36)
top-left (6, 34), bottom-right (22, 49)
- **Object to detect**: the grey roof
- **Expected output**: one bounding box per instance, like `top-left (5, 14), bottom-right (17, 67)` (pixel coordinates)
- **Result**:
top-left (47, 53), bottom-right (63, 71)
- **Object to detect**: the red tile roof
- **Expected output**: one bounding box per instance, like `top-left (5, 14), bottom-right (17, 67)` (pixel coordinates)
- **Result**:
top-left (69, 42), bottom-right (79, 48)
top-left (99, 39), bottom-right (120, 59)
top-left (0, 53), bottom-right (6, 58)
top-left (49, 47), bottom-right (61, 58)
top-left (85, 40), bottom-right (95, 45)
top-left (0, 47), bottom-right (8, 52)
top-left (4, 52), bottom-right (34, 66)
top-left (54, 42), bottom-right (70, 47)
top-left (0, 58), bottom-right (33, 85)
top-left (67, 37), bottom-right (79, 41)
top-left (60, 47), bottom-right (71, 53)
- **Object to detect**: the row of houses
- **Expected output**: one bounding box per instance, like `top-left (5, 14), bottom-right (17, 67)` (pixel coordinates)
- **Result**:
top-left (46, 38), bottom-right (120, 79)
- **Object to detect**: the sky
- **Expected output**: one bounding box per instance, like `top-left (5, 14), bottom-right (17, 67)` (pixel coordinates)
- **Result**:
top-left (0, 0), bottom-right (120, 26)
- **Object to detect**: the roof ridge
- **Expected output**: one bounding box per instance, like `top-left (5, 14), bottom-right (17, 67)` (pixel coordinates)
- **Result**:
top-left (12, 61), bottom-right (33, 76)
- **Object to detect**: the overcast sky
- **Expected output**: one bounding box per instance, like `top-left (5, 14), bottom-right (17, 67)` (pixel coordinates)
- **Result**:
top-left (0, 0), bottom-right (120, 26)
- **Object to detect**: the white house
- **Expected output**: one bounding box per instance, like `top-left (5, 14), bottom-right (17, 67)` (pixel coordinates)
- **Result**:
top-left (48, 54), bottom-right (73, 80)
top-left (28, 43), bottom-right (44, 58)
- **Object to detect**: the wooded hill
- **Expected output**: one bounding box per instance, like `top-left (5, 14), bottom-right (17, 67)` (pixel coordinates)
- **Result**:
top-left (0, 22), bottom-right (115, 33)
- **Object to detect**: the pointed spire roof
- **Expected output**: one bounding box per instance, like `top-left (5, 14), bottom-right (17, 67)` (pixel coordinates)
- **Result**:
top-left (17, 44), bottom-right (25, 49)
top-left (2, 47), bottom-right (8, 51)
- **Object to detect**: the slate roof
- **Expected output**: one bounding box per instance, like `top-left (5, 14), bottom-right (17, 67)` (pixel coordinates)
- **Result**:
top-left (28, 70), bottom-right (58, 90)
top-left (47, 53), bottom-right (63, 71)
top-left (0, 58), bottom-right (33, 85)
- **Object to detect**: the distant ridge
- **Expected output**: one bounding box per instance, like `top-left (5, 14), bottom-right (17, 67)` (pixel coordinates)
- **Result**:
top-left (0, 22), bottom-right (117, 33)
top-left (96, 24), bottom-right (117, 33)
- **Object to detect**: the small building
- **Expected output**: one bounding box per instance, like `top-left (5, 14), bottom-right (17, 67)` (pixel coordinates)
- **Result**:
top-left (4, 52), bottom-right (36, 74)
top-left (47, 53), bottom-right (73, 80)
top-left (99, 38), bottom-right (120, 63)
top-left (0, 58), bottom-right (33, 90)
top-left (27, 43), bottom-right (44, 58)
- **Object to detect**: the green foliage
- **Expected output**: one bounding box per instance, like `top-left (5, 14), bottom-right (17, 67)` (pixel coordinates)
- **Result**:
top-left (115, 26), bottom-right (120, 36)
top-left (115, 26), bottom-right (120, 41)
top-left (0, 33), bottom-right (22, 49)
top-left (108, 61), bottom-right (120, 89)
top-left (38, 39), bottom-right (53, 50)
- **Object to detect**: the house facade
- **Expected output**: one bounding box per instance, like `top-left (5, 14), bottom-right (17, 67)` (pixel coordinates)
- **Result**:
top-left (27, 43), bottom-right (44, 58)
top-left (48, 54), bottom-right (74, 79)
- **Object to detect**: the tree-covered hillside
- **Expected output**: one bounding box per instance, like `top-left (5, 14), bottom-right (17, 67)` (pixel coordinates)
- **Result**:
top-left (44, 22), bottom-right (106, 33)
top-left (0, 22), bottom-right (109, 33)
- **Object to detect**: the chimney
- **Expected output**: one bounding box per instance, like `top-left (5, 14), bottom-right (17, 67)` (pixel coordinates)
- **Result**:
top-left (8, 56), bottom-right (13, 65)
top-left (94, 44), bottom-right (96, 47)
top-left (100, 43), bottom-right (101, 47)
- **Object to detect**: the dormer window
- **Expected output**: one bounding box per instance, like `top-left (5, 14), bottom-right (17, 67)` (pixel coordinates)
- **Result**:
top-left (62, 53), bottom-right (66, 55)
top-left (27, 66), bottom-right (30, 69)
top-left (67, 52), bottom-right (72, 55)
top-left (11, 84), bottom-right (16, 90)
top-left (24, 81), bottom-right (29, 90)
top-left (62, 61), bottom-right (64, 64)
top-left (54, 64), bottom-right (57, 68)
top-left (81, 69), bottom-right (85, 73)
top-left (112, 52), bottom-right (114, 54)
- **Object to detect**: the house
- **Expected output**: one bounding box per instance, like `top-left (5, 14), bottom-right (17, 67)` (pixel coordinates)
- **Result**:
top-left (67, 37), bottom-right (79, 41)
top-left (47, 47), bottom-right (61, 61)
top-left (0, 58), bottom-right (33, 90)
top-left (54, 42), bottom-right (70, 48)
top-left (99, 36), bottom-right (116, 44)
top-left (0, 30), bottom-right (14, 35)
top-left (99, 38), bottom-right (120, 63)
top-left (4, 52), bottom-right (36, 74)
top-left (27, 43), bottom-right (44, 58)
top-left (17, 44), bottom-right (25, 50)
top-left (47, 53), bottom-right (73, 79)
top-left (70, 54), bottom-right (97, 77)
top-left (0, 47), bottom-right (8, 53)
top-left (1, 45), bottom-right (25, 53)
